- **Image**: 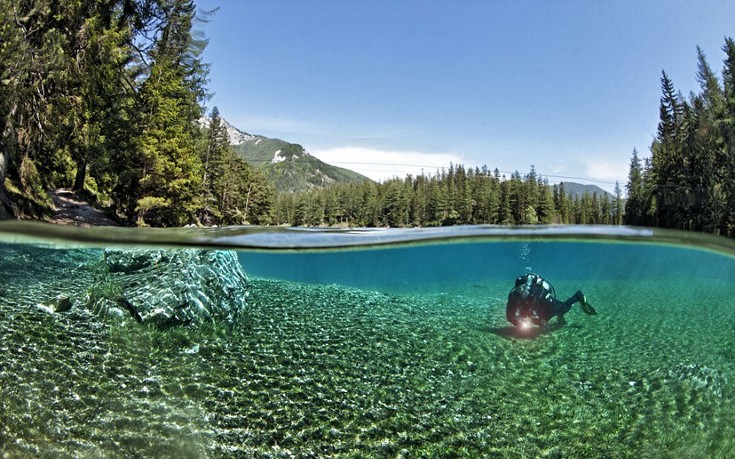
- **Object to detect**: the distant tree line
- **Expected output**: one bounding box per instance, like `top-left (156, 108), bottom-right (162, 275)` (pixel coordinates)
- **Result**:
top-left (0, 0), bottom-right (273, 226)
top-left (273, 164), bottom-right (624, 227)
top-left (625, 37), bottom-right (735, 238)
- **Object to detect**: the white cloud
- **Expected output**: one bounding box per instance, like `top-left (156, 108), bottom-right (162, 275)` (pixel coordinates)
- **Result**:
top-left (311, 146), bottom-right (465, 182)
top-left (582, 157), bottom-right (628, 183)
top-left (581, 157), bottom-right (629, 194)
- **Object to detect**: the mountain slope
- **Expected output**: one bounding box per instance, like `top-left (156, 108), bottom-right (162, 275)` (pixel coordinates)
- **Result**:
top-left (210, 118), bottom-right (613, 198)
top-left (221, 119), bottom-right (371, 192)
top-left (557, 182), bottom-right (614, 200)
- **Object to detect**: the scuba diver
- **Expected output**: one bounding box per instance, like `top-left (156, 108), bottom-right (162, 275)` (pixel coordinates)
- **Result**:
top-left (506, 273), bottom-right (597, 329)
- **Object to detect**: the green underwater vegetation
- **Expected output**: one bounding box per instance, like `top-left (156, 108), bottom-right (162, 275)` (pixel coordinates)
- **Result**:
top-left (1, 239), bottom-right (734, 459)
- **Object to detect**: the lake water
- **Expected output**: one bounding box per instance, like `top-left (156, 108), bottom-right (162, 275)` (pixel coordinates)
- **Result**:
top-left (1, 222), bottom-right (734, 458)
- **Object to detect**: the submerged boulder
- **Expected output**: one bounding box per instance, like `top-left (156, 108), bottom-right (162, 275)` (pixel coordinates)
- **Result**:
top-left (92, 248), bottom-right (248, 327)
top-left (51, 294), bottom-right (73, 313)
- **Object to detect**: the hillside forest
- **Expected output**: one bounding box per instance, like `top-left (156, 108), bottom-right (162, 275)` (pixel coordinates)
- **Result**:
top-left (0, 0), bottom-right (273, 226)
top-left (1, 1), bottom-right (735, 237)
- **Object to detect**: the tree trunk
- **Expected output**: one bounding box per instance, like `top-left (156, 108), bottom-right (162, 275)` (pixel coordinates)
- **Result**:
top-left (244, 182), bottom-right (253, 223)
top-left (0, 151), bottom-right (16, 218)
top-left (0, 151), bottom-right (6, 190)
top-left (72, 161), bottom-right (87, 192)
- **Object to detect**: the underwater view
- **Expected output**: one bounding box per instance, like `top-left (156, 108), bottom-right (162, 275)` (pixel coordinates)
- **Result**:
top-left (0, 222), bottom-right (734, 458)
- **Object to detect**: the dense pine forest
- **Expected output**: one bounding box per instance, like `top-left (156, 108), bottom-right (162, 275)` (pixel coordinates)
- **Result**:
top-left (1, 1), bottom-right (734, 236)
top-left (0, 0), bottom-right (273, 226)
top-left (625, 39), bottom-right (735, 238)
top-left (272, 166), bottom-right (623, 227)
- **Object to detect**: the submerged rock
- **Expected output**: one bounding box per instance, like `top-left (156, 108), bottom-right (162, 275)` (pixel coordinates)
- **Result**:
top-left (34, 295), bottom-right (74, 314)
top-left (53, 295), bottom-right (73, 313)
top-left (667, 363), bottom-right (727, 398)
top-left (92, 248), bottom-right (248, 327)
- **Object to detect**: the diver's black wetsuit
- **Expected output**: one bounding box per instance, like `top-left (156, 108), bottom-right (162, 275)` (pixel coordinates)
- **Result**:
top-left (506, 273), bottom-right (593, 327)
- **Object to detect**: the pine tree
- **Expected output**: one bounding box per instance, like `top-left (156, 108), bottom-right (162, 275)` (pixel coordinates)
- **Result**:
top-left (134, 59), bottom-right (204, 225)
top-left (428, 177), bottom-right (448, 225)
top-left (199, 106), bottom-right (229, 224)
top-left (381, 178), bottom-right (407, 227)
top-left (696, 46), bottom-right (724, 112)
top-left (498, 180), bottom-right (513, 224)
top-left (624, 149), bottom-right (645, 225)
top-left (455, 165), bottom-right (474, 223)
top-left (720, 37), bottom-right (735, 236)
top-left (122, 0), bottom-right (209, 226)
top-left (553, 183), bottom-right (569, 224)
top-left (689, 47), bottom-right (727, 233)
top-left (613, 181), bottom-right (624, 225)
top-left (537, 179), bottom-right (555, 224)
top-left (0, 1), bottom-right (70, 212)
top-left (657, 71), bottom-right (681, 142)
top-left (411, 173), bottom-right (430, 225)
top-left (54, 0), bottom-right (133, 194)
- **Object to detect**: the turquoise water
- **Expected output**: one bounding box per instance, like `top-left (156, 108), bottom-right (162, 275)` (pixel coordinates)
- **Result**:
top-left (239, 239), bottom-right (735, 290)
top-left (1, 222), bottom-right (734, 458)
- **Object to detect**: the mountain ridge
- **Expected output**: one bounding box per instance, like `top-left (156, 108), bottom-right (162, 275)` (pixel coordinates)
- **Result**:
top-left (208, 117), bottom-right (615, 200)
top-left (556, 182), bottom-right (614, 200)
top-left (215, 118), bottom-right (371, 192)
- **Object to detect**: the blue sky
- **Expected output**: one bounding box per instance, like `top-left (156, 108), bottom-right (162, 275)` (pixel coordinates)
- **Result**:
top-left (195, 0), bottom-right (735, 193)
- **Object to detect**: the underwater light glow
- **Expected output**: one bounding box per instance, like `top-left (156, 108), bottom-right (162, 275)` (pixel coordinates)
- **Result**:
top-left (518, 318), bottom-right (534, 331)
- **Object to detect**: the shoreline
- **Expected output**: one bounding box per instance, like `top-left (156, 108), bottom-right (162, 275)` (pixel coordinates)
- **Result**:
top-left (48, 188), bottom-right (119, 227)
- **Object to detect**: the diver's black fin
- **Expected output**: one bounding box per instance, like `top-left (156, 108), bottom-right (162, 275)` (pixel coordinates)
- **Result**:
top-left (575, 291), bottom-right (597, 315)
top-left (581, 301), bottom-right (597, 315)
